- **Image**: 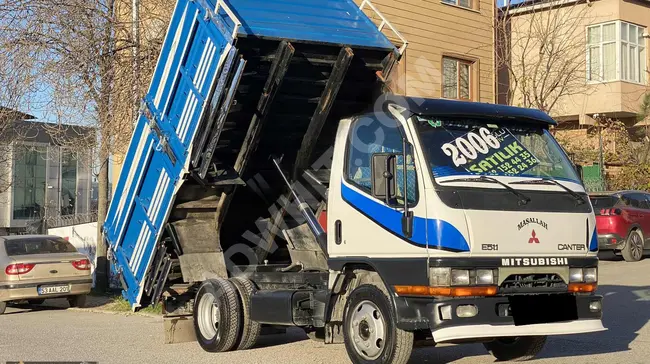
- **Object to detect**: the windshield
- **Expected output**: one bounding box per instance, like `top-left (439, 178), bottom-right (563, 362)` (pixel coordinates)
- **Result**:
top-left (4, 237), bottom-right (78, 256)
top-left (413, 116), bottom-right (580, 182)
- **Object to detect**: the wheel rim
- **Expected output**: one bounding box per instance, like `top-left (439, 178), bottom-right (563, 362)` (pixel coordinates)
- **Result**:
top-left (349, 300), bottom-right (386, 360)
top-left (197, 292), bottom-right (220, 341)
top-left (631, 233), bottom-right (644, 260)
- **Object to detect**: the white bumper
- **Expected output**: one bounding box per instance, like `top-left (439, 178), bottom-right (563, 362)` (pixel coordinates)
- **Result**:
top-left (433, 319), bottom-right (606, 343)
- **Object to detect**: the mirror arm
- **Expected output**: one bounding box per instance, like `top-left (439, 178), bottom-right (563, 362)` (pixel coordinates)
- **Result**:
top-left (384, 156), bottom-right (391, 205)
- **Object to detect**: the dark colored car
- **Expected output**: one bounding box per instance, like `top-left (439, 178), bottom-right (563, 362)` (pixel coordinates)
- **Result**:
top-left (590, 191), bottom-right (650, 262)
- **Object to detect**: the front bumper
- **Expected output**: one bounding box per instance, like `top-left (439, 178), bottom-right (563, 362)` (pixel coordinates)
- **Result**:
top-left (0, 278), bottom-right (92, 302)
top-left (598, 233), bottom-right (625, 250)
top-left (394, 294), bottom-right (604, 342)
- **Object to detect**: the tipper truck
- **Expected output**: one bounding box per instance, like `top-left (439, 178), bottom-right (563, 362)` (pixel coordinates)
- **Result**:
top-left (104, 0), bottom-right (606, 362)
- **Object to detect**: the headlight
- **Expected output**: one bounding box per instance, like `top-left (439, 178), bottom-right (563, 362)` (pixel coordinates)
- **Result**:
top-left (569, 268), bottom-right (584, 283)
top-left (430, 267), bottom-right (498, 287)
top-left (451, 270), bottom-right (471, 286)
top-left (476, 269), bottom-right (495, 285)
top-left (429, 267), bottom-right (451, 287)
top-left (583, 268), bottom-right (598, 283)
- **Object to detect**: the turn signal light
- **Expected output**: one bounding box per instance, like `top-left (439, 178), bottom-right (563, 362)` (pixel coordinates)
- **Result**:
top-left (394, 285), bottom-right (497, 297)
top-left (71, 259), bottom-right (91, 270)
top-left (5, 263), bottom-right (36, 275)
top-left (568, 283), bottom-right (597, 293)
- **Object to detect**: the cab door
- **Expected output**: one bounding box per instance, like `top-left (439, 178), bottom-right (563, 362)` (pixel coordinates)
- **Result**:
top-left (328, 113), bottom-right (428, 261)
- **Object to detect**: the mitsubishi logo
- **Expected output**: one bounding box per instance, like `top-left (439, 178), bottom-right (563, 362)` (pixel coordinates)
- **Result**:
top-left (528, 230), bottom-right (540, 244)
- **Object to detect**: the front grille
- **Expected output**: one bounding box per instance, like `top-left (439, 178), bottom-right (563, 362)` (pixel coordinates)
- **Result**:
top-left (500, 273), bottom-right (567, 294)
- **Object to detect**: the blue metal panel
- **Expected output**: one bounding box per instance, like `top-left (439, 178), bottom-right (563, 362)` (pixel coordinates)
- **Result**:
top-left (218, 0), bottom-right (395, 50)
top-left (104, 0), bottom-right (236, 307)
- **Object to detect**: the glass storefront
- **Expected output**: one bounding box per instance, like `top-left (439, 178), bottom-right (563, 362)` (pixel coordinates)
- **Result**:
top-left (13, 145), bottom-right (47, 219)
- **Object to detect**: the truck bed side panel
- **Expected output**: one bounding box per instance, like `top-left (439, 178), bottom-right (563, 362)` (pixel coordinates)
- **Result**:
top-left (104, 0), bottom-right (236, 306)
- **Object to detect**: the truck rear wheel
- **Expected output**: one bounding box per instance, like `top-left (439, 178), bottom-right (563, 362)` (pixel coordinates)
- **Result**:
top-left (343, 284), bottom-right (413, 364)
top-left (230, 277), bottom-right (261, 350)
top-left (0, 301), bottom-right (6, 315)
top-left (193, 279), bottom-right (241, 352)
top-left (484, 336), bottom-right (547, 361)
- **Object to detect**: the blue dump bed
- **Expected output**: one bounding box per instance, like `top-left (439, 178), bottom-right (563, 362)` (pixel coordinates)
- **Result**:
top-left (104, 0), bottom-right (403, 308)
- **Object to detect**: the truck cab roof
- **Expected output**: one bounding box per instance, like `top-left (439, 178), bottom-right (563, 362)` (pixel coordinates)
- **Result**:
top-left (378, 94), bottom-right (557, 126)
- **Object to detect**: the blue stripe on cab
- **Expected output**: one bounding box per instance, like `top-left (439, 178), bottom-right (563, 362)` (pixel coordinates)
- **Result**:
top-left (341, 183), bottom-right (470, 252)
top-left (590, 227), bottom-right (598, 252)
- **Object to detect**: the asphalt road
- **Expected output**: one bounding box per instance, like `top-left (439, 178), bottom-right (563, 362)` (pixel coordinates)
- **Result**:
top-left (1, 257), bottom-right (650, 364)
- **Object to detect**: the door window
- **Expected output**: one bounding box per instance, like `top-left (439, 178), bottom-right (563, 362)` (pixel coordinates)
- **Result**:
top-left (346, 114), bottom-right (416, 204)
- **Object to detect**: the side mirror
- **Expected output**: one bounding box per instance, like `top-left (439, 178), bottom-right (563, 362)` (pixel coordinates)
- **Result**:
top-left (574, 164), bottom-right (583, 179)
top-left (371, 153), bottom-right (397, 204)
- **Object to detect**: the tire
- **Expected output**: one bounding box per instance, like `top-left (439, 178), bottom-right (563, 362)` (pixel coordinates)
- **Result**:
top-left (484, 336), bottom-right (547, 361)
top-left (0, 301), bottom-right (6, 315)
top-left (28, 299), bottom-right (45, 305)
top-left (193, 279), bottom-right (242, 353)
top-left (343, 284), bottom-right (413, 364)
top-left (230, 277), bottom-right (262, 350)
top-left (622, 229), bottom-right (644, 262)
top-left (68, 295), bottom-right (87, 308)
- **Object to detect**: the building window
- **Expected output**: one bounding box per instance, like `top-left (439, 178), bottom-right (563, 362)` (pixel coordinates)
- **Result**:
top-left (442, 57), bottom-right (472, 100)
top-left (13, 145), bottom-right (47, 220)
top-left (61, 150), bottom-right (77, 216)
top-left (587, 21), bottom-right (647, 84)
top-left (442, 0), bottom-right (472, 9)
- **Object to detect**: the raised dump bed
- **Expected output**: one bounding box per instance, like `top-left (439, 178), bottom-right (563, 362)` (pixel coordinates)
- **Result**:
top-left (104, 0), bottom-right (405, 308)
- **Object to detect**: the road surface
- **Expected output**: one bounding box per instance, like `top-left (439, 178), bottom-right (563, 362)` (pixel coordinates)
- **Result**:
top-left (1, 258), bottom-right (649, 364)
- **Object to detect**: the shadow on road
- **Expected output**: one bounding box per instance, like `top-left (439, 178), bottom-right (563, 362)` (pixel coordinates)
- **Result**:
top-left (3, 302), bottom-right (68, 315)
top-left (536, 284), bottom-right (650, 360)
top-left (253, 327), bottom-right (308, 349)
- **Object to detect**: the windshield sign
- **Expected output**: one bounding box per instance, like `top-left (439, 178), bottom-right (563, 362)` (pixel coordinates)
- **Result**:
top-left (414, 116), bottom-right (579, 182)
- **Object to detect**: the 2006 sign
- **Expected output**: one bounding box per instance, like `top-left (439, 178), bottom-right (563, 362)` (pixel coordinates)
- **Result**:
top-left (441, 127), bottom-right (500, 167)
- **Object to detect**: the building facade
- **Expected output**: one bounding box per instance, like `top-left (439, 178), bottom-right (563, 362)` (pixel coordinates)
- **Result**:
top-left (0, 111), bottom-right (94, 234)
top-left (361, 0), bottom-right (496, 102)
top-left (503, 0), bottom-right (650, 126)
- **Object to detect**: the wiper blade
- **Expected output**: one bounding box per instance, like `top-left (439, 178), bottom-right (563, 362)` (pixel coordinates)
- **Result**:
top-left (510, 178), bottom-right (585, 204)
top-left (439, 176), bottom-right (531, 205)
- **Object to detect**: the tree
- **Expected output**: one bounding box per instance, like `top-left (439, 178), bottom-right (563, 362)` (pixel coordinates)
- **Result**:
top-left (496, 0), bottom-right (593, 114)
top-left (1, 0), bottom-right (173, 290)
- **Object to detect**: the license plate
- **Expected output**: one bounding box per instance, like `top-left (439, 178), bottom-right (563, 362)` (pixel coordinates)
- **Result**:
top-left (38, 285), bottom-right (71, 295)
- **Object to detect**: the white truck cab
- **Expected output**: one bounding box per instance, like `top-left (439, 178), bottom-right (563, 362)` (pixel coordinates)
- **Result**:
top-left (320, 94), bottom-right (604, 362)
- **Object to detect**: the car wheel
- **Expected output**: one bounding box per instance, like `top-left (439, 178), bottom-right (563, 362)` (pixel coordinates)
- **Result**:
top-left (343, 284), bottom-right (413, 364)
top-left (622, 229), bottom-right (644, 262)
top-left (68, 295), bottom-right (87, 308)
top-left (484, 336), bottom-right (547, 361)
top-left (0, 301), bottom-right (6, 315)
top-left (28, 299), bottom-right (45, 305)
top-left (193, 279), bottom-right (241, 353)
top-left (230, 277), bottom-right (261, 350)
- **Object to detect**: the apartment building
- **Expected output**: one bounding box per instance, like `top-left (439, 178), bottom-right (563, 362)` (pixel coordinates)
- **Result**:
top-left (361, 0), bottom-right (496, 102)
top-left (502, 0), bottom-right (650, 126)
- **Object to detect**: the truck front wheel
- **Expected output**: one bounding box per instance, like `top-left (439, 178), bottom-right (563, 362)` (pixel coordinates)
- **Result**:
top-left (193, 279), bottom-right (242, 352)
top-left (484, 336), bottom-right (547, 361)
top-left (343, 284), bottom-right (413, 364)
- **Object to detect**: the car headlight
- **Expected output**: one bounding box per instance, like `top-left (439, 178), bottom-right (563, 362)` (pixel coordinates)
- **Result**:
top-left (583, 268), bottom-right (598, 283)
top-left (451, 270), bottom-right (471, 286)
top-left (569, 268), bottom-right (584, 283)
top-left (429, 267), bottom-right (451, 287)
top-left (430, 268), bottom-right (497, 286)
top-left (476, 269), bottom-right (495, 285)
